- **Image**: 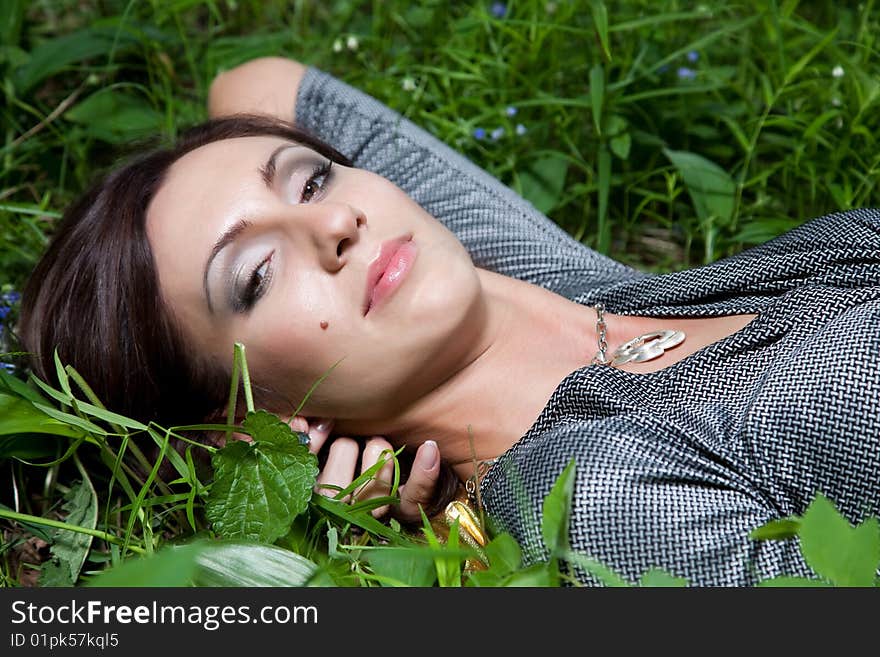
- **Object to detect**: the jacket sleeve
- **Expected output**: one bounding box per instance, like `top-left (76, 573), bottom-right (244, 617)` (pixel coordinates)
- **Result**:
top-left (293, 66), bottom-right (644, 297)
top-left (723, 208), bottom-right (880, 261)
top-left (481, 417), bottom-right (816, 587)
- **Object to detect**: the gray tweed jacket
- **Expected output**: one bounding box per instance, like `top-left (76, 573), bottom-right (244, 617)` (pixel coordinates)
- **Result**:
top-left (295, 68), bottom-right (880, 586)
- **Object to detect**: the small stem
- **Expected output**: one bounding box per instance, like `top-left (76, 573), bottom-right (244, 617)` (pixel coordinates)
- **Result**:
top-left (0, 509), bottom-right (146, 555)
top-left (237, 343), bottom-right (255, 414)
top-left (226, 345), bottom-right (241, 439)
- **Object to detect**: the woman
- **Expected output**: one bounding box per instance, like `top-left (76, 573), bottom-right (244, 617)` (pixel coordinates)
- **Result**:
top-left (20, 57), bottom-right (880, 586)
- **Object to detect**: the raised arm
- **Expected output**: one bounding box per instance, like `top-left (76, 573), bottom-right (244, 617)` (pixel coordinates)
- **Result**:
top-left (208, 57), bottom-right (645, 298)
top-left (208, 57), bottom-right (307, 122)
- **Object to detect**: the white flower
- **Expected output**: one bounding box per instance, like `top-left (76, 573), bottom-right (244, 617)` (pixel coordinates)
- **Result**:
top-left (332, 38), bottom-right (343, 53)
top-left (831, 96), bottom-right (842, 107)
top-left (832, 65), bottom-right (844, 78)
top-left (346, 35), bottom-right (359, 51)
top-left (402, 77), bottom-right (417, 92)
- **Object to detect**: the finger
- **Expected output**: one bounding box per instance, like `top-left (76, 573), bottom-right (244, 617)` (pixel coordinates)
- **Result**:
top-left (229, 430), bottom-right (253, 444)
top-left (287, 415), bottom-right (309, 433)
top-left (306, 417), bottom-right (335, 455)
top-left (395, 440), bottom-right (441, 523)
top-left (314, 437), bottom-right (359, 502)
top-left (357, 437), bottom-right (395, 518)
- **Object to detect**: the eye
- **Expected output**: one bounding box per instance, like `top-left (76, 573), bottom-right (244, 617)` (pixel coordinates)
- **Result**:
top-left (301, 161), bottom-right (333, 203)
top-left (234, 251), bottom-right (274, 313)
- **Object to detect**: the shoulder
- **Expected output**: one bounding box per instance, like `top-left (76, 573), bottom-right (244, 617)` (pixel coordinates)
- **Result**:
top-left (479, 416), bottom-right (788, 585)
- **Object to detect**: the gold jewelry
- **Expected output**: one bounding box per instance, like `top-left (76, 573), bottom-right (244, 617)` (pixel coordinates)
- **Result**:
top-left (590, 303), bottom-right (686, 367)
top-left (429, 483), bottom-right (490, 571)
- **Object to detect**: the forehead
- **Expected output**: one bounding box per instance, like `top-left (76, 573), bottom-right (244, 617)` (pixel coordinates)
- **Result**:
top-left (148, 135), bottom-right (288, 226)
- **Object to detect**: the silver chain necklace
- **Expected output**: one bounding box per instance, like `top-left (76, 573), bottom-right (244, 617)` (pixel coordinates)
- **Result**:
top-left (462, 303), bottom-right (686, 498)
top-left (590, 302), bottom-right (686, 367)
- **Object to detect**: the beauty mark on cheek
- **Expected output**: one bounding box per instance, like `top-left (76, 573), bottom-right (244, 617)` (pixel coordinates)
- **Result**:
top-left (320, 320), bottom-right (329, 330)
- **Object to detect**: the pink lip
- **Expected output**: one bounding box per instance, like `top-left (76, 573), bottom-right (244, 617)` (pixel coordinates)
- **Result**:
top-left (363, 234), bottom-right (416, 316)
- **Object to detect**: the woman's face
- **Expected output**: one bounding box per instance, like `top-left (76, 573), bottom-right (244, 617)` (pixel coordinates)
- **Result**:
top-left (146, 136), bottom-right (485, 420)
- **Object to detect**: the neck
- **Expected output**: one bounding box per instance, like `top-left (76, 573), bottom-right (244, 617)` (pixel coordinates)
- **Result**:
top-left (332, 269), bottom-right (639, 481)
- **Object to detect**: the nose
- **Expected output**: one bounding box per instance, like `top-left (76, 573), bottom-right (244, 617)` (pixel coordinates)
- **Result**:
top-left (296, 201), bottom-right (366, 271)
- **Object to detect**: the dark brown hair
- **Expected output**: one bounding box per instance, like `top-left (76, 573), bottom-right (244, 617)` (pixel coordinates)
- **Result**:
top-left (19, 114), bottom-right (457, 517)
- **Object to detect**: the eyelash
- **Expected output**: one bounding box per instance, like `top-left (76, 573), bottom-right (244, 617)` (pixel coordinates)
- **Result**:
top-left (234, 160), bottom-right (334, 313)
top-left (301, 160), bottom-right (333, 202)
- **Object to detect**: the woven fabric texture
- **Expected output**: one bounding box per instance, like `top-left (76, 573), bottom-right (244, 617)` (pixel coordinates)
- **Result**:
top-left (296, 68), bottom-right (880, 586)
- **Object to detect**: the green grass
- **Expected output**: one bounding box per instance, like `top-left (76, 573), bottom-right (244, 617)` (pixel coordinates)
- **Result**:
top-left (1, 0), bottom-right (879, 587)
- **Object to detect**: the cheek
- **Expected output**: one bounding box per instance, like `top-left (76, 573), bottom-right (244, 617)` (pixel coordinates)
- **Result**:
top-left (246, 300), bottom-right (355, 391)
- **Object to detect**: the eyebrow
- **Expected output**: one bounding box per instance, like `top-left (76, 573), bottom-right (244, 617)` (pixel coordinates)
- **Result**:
top-left (259, 143), bottom-right (294, 188)
top-left (202, 144), bottom-right (303, 314)
top-left (203, 218), bottom-right (253, 314)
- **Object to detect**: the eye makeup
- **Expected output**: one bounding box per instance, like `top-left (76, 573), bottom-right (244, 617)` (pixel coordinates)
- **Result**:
top-left (207, 148), bottom-right (336, 315)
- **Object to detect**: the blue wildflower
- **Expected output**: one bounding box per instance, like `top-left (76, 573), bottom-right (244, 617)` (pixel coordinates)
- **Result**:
top-left (687, 50), bottom-right (699, 63)
top-left (0, 305), bottom-right (8, 321)
top-left (2, 291), bottom-right (20, 304)
top-left (505, 105), bottom-right (517, 117)
top-left (677, 66), bottom-right (696, 80)
top-left (473, 127), bottom-right (486, 140)
top-left (515, 123), bottom-right (527, 136)
top-left (0, 363), bottom-right (15, 373)
top-left (491, 2), bottom-right (507, 18)
top-left (490, 127), bottom-right (505, 140)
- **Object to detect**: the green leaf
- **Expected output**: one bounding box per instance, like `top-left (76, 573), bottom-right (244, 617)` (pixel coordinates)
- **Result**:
top-left (781, 28), bottom-right (838, 88)
top-left (66, 89), bottom-right (164, 144)
top-left (589, 64), bottom-right (604, 134)
top-left (589, 1), bottom-right (611, 61)
top-left (192, 542), bottom-right (318, 587)
top-left (466, 570), bottom-right (504, 587)
top-left (503, 562), bottom-right (556, 587)
top-left (0, 0), bottom-right (24, 48)
top-left (562, 550), bottom-right (632, 587)
top-left (53, 349), bottom-right (73, 401)
top-left (484, 532), bottom-right (522, 577)
top-left (798, 493), bottom-right (880, 587)
top-left (14, 27), bottom-right (138, 94)
top-left (86, 542), bottom-right (203, 587)
top-left (607, 116), bottom-right (631, 160)
top-left (609, 132), bottom-right (631, 160)
top-left (312, 494), bottom-right (402, 543)
top-left (39, 474), bottom-right (98, 586)
top-left (0, 368), bottom-right (47, 405)
top-left (541, 458), bottom-right (576, 555)
top-left (365, 547), bottom-right (437, 587)
top-left (750, 516), bottom-right (801, 541)
top-left (206, 410), bottom-right (318, 543)
top-left (663, 148), bottom-right (736, 225)
top-left (0, 393), bottom-right (83, 439)
top-left (518, 152), bottom-right (569, 215)
top-left (639, 567), bottom-right (688, 587)
top-left (74, 399), bottom-right (149, 431)
top-left (31, 402), bottom-right (107, 436)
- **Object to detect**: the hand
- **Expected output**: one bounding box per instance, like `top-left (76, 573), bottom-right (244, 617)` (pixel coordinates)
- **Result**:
top-left (286, 415), bottom-right (441, 523)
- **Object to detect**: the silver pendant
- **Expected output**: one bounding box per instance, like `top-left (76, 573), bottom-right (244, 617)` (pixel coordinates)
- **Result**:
top-left (611, 329), bottom-right (686, 366)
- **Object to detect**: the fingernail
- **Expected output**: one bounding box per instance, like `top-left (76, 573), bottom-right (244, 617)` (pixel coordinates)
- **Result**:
top-left (314, 418), bottom-right (335, 432)
top-left (308, 418), bottom-right (334, 441)
top-left (417, 440), bottom-right (440, 471)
